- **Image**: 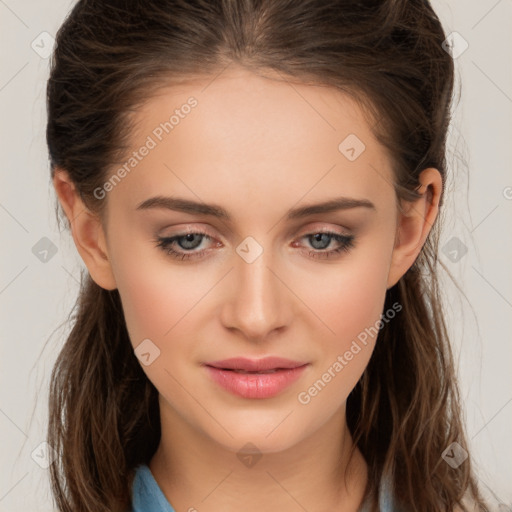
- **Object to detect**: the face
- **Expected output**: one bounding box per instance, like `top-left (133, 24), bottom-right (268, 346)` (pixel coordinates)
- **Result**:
top-left (95, 67), bottom-right (404, 454)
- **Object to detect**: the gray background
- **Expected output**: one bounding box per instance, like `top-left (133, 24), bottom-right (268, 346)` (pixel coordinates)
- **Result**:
top-left (1, 0), bottom-right (511, 510)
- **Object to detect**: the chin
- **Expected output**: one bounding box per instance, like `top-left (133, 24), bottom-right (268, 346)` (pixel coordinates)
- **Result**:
top-left (226, 437), bottom-right (300, 458)
top-left (205, 420), bottom-right (308, 456)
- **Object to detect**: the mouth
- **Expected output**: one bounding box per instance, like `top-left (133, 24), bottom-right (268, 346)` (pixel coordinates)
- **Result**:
top-left (203, 357), bottom-right (310, 399)
top-left (205, 356), bottom-right (308, 372)
top-left (213, 368), bottom-right (287, 374)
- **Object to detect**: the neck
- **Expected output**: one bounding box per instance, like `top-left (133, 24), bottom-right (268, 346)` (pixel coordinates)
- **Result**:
top-left (149, 397), bottom-right (368, 512)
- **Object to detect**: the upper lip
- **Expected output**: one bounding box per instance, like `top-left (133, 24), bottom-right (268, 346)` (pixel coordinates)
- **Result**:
top-left (205, 357), bottom-right (308, 371)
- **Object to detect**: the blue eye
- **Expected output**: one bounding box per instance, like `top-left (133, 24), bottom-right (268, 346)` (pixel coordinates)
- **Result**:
top-left (302, 232), bottom-right (355, 259)
top-left (155, 230), bottom-right (213, 261)
top-left (155, 230), bottom-right (355, 261)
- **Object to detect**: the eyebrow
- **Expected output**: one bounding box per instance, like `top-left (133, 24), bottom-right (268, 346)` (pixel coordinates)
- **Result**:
top-left (136, 195), bottom-right (376, 220)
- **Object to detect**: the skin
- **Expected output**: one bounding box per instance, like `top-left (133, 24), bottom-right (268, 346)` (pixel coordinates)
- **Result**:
top-left (53, 66), bottom-right (442, 511)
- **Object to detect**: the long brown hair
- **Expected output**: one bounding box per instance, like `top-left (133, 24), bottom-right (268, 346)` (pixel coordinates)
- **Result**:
top-left (46, 1), bottom-right (490, 511)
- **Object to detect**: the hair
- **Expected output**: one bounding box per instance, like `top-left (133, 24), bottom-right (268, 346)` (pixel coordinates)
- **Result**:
top-left (45, 1), bottom-right (491, 511)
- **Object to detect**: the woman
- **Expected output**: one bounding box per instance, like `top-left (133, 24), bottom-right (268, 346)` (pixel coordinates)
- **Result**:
top-left (46, 0), bottom-right (491, 510)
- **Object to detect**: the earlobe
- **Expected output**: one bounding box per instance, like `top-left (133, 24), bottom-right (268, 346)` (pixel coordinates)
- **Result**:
top-left (386, 167), bottom-right (442, 289)
top-left (53, 168), bottom-right (117, 290)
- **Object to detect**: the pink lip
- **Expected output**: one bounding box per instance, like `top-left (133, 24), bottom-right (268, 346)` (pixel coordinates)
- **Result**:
top-left (206, 356), bottom-right (308, 371)
top-left (203, 357), bottom-right (309, 399)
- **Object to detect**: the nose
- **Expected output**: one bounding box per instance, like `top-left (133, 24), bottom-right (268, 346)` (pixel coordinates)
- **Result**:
top-left (219, 243), bottom-right (292, 342)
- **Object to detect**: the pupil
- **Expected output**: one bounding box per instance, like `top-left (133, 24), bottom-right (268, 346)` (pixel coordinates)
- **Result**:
top-left (311, 233), bottom-right (330, 249)
top-left (180, 233), bottom-right (201, 249)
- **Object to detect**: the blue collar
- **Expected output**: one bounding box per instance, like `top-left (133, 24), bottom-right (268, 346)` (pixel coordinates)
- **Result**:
top-left (130, 463), bottom-right (401, 511)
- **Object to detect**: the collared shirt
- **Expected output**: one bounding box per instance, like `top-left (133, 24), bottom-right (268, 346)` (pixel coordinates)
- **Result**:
top-left (130, 463), bottom-right (404, 511)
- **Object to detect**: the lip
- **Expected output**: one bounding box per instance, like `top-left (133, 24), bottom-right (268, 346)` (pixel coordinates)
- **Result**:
top-left (203, 357), bottom-right (309, 399)
top-left (206, 356), bottom-right (308, 372)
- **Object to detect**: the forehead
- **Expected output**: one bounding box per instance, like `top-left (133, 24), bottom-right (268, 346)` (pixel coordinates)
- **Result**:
top-left (107, 67), bottom-right (395, 217)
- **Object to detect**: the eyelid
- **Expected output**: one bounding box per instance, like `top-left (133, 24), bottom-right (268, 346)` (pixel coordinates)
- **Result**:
top-left (158, 224), bottom-right (217, 238)
top-left (295, 222), bottom-right (352, 238)
top-left (156, 224), bottom-right (353, 254)
top-left (155, 221), bottom-right (357, 263)
top-left (158, 222), bottom-right (351, 243)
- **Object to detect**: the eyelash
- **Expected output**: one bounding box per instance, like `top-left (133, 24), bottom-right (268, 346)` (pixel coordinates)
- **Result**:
top-left (154, 229), bottom-right (355, 261)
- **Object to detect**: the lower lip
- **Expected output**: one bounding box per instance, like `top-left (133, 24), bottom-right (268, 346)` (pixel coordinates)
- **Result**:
top-left (204, 364), bottom-right (309, 399)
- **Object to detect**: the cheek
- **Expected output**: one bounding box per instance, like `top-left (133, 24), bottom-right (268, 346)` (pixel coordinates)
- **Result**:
top-left (292, 245), bottom-right (392, 409)
top-left (299, 252), bottom-right (390, 348)
top-left (295, 265), bottom-right (389, 411)
top-left (111, 216), bottom-right (394, 348)
top-left (110, 240), bottom-right (215, 347)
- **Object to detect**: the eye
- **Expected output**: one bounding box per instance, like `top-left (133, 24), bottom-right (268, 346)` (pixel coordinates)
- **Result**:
top-left (295, 231), bottom-right (356, 259)
top-left (154, 229), bottom-right (356, 261)
top-left (154, 230), bottom-right (216, 261)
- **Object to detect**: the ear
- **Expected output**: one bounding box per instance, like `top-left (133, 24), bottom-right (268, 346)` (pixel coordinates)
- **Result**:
top-left (53, 168), bottom-right (117, 290)
top-left (386, 167), bottom-right (442, 289)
